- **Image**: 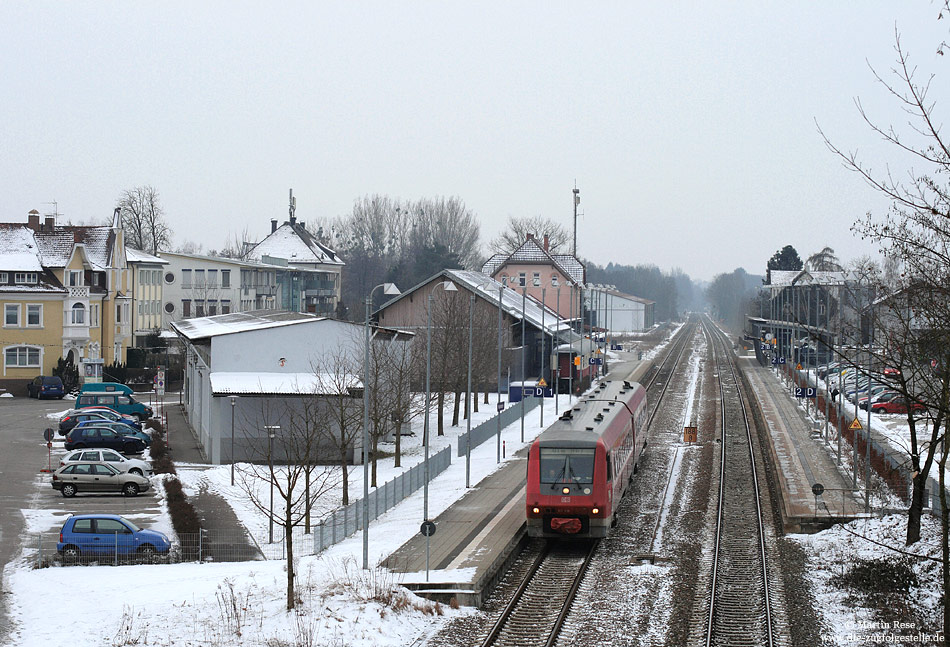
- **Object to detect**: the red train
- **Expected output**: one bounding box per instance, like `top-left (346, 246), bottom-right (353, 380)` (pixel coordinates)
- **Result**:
top-left (526, 379), bottom-right (648, 538)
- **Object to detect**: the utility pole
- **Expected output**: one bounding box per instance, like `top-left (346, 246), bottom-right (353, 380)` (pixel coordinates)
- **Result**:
top-left (572, 184), bottom-right (580, 257)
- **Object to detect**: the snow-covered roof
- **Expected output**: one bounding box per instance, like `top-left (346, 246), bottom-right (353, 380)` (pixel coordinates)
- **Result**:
top-left (592, 286), bottom-right (655, 305)
top-left (126, 248), bottom-right (168, 265)
top-left (0, 225), bottom-right (43, 271)
top-left (768, 270), bottom-right (847, 287)
top-left (33, 226), bottom-right (115, 271)
top-left (248, 222), bottom-right (343, 267)
top-left (171, 309), bottom-right (326, 341)
top-left (210, 371), bottom-right (361, 396)
top-left (381, 269), bottom-right (572, 337)
top-left (481, 237), bottom-right (585, 285)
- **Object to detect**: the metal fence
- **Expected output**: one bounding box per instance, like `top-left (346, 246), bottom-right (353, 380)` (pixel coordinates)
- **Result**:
top-left (456, 398), bottom-right (540, 458)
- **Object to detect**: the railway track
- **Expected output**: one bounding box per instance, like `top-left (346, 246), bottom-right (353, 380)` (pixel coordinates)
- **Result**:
top-left (479, 540), bottom-right (598, 647)
top-left (701, 316), bottom-right (775, 647)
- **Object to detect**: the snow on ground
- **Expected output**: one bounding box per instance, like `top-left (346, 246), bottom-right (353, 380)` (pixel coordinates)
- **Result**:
top-left (6, 389), bottom-right (573, 646)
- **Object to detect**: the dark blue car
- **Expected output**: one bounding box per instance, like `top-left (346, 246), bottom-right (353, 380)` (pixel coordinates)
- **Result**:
top-left (72, 420), bottom-right (152, 447)
top-left (64, 425), bottom-right (146, 453)
top-left (57, 514), bottom-right (171, 562)
top-left (27, 375), bottom-right (65, 399)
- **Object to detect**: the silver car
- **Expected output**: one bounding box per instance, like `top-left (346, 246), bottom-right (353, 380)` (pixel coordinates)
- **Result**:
top-left (59, 449), bottom-right (152, 477)
top-left (51, 462), bottom-right (151, 498)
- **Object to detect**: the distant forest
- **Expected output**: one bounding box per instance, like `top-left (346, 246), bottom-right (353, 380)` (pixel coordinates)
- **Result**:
top-left (585, 262), bottom-right (706, 322)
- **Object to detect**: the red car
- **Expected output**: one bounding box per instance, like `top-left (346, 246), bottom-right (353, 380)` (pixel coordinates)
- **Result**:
top-left (871, 397), bottom-right (924, 414)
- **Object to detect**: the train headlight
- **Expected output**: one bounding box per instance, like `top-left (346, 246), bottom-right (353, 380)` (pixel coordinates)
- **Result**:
top-left (591, 507), bottom-right (600, 515)
top-left (532, 507), bottom-right (540, 515)
top-left (562, 487), bottom-right (571, 495)
top-left (583, 488), bottom-right (591, 495)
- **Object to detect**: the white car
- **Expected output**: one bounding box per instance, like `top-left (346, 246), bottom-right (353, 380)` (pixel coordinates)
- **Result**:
top-left (59, 448), bottom-right (152, 477)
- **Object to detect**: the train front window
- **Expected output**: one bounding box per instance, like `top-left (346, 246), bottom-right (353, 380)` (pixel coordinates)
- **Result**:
top-left (539, 448), bottom-right (596, 485)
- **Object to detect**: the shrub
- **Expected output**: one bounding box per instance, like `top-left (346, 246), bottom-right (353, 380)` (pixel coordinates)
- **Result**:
top-left (149, 426), bottom-right (175, 476)
top-left (832, 556), bottom-right (920, 603)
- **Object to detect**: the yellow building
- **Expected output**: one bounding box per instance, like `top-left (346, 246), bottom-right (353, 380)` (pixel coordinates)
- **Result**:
top-left (0, 209), bottom-right (131, 394)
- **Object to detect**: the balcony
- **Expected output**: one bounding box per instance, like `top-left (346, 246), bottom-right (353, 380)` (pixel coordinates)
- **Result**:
top-left (115, 321), bottom-right (131, 339)
top-left (68, 286), bottom-right (89, 298)
top-left (62, 323), bottom-right (90, 342)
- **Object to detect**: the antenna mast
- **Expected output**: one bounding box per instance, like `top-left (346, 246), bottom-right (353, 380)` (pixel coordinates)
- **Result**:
top-left (289, 189), bottom-right (297, 225)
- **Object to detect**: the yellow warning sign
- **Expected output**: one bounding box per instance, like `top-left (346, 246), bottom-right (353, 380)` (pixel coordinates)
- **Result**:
top-left (538, 377), bottom-right (547, 387)
top-left (595, 347), bottom-right (602, 354)
top-left (796, 363), bottom-right (803, 370)
top-left (849, 418), bottom-right (863, 431)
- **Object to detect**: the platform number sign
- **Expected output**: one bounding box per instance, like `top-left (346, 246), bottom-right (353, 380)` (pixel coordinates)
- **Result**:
top-left (795, 387), bottom-right (817, 398)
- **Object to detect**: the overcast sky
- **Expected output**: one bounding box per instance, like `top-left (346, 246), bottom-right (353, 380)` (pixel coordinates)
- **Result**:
top-left (2, 3), bottom-right (947, 281)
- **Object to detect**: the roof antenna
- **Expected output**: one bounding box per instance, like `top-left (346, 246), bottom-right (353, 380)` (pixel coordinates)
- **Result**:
top-left (288, 188), bottom-right (297, 226)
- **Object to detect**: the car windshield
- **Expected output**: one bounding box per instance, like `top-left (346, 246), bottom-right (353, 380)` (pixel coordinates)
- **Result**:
top-left (539, 447), bottom-right (596, 484)
top-left (121, 518), bottom-right (142, 532)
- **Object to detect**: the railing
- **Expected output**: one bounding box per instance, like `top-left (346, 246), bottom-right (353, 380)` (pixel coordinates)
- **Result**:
top-left (457, 398), bottom-right (540, 458)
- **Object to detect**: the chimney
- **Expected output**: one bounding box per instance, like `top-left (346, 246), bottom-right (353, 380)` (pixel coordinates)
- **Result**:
top-left (543, 234), bottom-right (549, 251)
top-left (27, 209), bottom-right (40, 231)
top-left (271, 219), bottom-right (278, 233)
top-left (526, 232), bottom-right (534, 242)
top-left (44, 215), bottom-right (55, 231)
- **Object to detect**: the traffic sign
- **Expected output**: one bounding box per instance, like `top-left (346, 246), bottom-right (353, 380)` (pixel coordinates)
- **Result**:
top-left (420, 520), bottom-right (436, 537)
top-left (683, 426), bottom-right (698, 443)
top-left (537, 377), bottom-right (547, 388)
top-left (849, 418), bottom-right (863, 431)
top-left (497, 401), bottom-right (505, 412)
top-left (812, 483), bottom-right (825, 496)
top-left (796, 363), bottom-right (803, 370)
top-left (43, 428), bottom-right (54, 442)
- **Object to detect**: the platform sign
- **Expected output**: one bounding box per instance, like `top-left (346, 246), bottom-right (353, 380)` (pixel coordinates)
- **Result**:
top-left (794, 387), bottom-right (817, 398)
top-left (497, 401), bottom-right (505, 412)
top-left (611, 343), bottom-right (623, 351)
top-left (849, 418), bottom-right (863, 431)
top-left (761, 343), bottom-right (770, 351)
top-left (589, 357), bottom-right (603, 366)
top-left (683, 426), bottom-right (698, 443)
top-left (523, 386), bottom-right (554, 398)
top-left (779, 357), bottom-right (786, 364)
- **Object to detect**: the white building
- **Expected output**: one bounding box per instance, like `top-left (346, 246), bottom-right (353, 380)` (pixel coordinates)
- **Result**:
top-left (586, 285), bottom-right (656, 334)
top-left (172, 309), bottom-right (412, 465)
top-left (126, 248), bottom-right (168, 349)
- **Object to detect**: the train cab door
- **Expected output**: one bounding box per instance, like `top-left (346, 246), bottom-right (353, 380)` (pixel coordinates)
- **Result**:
top-left (605, 449), bottom-right (614, 518)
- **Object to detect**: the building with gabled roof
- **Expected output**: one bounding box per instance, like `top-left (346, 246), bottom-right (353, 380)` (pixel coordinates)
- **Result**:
top-left (244, 194), bottom-right (344, 317)
top-left (0, 209), bottom-right (132, 392)
top-left (481, 233), bottom-right (586, 323)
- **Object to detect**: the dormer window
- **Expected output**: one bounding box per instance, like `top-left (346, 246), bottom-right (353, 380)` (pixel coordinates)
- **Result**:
top-left (68, 270), bottom-right (83, 287)
top-left (15, 273), bottom-right (37, 284)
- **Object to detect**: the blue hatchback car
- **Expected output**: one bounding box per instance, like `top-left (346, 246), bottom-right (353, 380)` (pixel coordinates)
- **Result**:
top-left (58, 514), bottom-right (171, 562)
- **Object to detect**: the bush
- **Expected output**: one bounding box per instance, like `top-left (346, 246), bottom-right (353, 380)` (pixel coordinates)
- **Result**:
top-left (164, 477), bottom-right (201, 536)
top-left (149, 424), bottom-right (175, 476)
top-left (832, 556), bottom-right (920, 603)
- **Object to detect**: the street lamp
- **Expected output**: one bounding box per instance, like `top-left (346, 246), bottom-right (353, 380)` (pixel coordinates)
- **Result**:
top-left (363, 282), bottom-right (400, 570)
top-left (229, 395), bottom-right (238, 486)
top-left (264, 424), bottom-right (280, 543)
top-left (496, 284), bottom-right (504, 464)
top-left (465, 291), bottom-right (475, 488)
top-left (424, 280), bottom-right (457, 523)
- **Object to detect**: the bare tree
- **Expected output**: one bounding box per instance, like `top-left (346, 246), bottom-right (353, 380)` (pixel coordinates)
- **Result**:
top-left (489, 215), bottom-right (571, 256)
top-left (116, 186), bottom-right (171, 255)
top-left (311, 349), bottom-right (363, 505)
top-left (234, 394), bottom-right (341, 611)
top-left (216, 226), bottom-right (254, 260)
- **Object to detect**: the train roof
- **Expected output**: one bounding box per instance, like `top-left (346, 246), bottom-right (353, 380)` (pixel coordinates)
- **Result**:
top-left (538, 379), bottom-right (644, 445)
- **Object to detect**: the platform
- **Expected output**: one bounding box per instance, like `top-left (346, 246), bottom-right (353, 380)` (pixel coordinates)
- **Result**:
top-left (742, 357), bottom-right (867, 531)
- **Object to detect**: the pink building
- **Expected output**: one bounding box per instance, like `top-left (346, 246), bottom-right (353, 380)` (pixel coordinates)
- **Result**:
top-left (481, 234), bottom-right (585, 323)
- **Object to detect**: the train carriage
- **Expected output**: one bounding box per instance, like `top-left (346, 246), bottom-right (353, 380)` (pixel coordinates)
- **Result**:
top-left (526, 379), bottom-right (648, 539)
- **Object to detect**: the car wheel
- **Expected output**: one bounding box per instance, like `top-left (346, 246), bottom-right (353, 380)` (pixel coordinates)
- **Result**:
top-left (138, 544), bottom-right (157, 562)
top-left (61, 484), bottom-right (77, 498)
top-left (123, 482), bottom-right (139, 497)
top-left (129, 468), bottom-right (143, 476)
top-left (61, 545), bottom-right (81, 563)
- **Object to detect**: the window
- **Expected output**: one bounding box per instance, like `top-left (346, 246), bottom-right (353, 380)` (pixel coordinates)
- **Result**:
top-left (164, 302), bottom-right (175, 314)
top-left (138, 302), bottom-right (143, 315)
top-left (195, 300), bottom-right (205, 317)
top-left (67, 270), bottom-right (82, 287)
top-left (96, 518), bottom-right (131, 533)
top-left (221, 300), bottom-right (231, 314)
top-left (221, 270), bottom-right (231, 288)
top-left (26, 304), bottom-right (41, 327)
top-left (89, 304), bottom-right (100, 327)
top-left (139, 270), bottom-right (148, 285)
top-left (194, 269), bottom-right (205, 288)
top-left (72, 519), bottom-right (94, 533)
top-left (164, 271), bottom-right (175, 284)
top-left (5, 346), bottom-right (40, 367)
top-left (208, 302), bottom-right (217, 316)
top-left (71, 303), bottom-right (85, 325)
top-left (181, 300), bottom-right (191, 317)
top-left (501, 274), bottom-right (508, 286)
top-left (551, 274), bottom-right (559, 287)
top-left (4, 304), bottom-right (19, 326)
top-left (518, 273), bottom-right (526, 287)
top-left (15, 273), bottom-right (37, 284)
top-left (207, 269), bottom-right (218, 287)
top-left (0, 272), bottom-right (7, 283)
top-left (532, 272), bottom-right (541, 287)
top-left (181, 269), bottom-right (192, 288)
top-left (116, 303), bottom-right (122, 323)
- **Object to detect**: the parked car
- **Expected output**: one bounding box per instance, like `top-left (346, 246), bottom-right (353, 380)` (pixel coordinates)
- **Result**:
top-left (58, 410), bottom-right (141, 436)
top-left (50, 463), bottom-right (151, 497)
top-left (74, 392), bottom-right (153, 421)
top-left (871, 397), bottom-right (925, 415)
top-left (27, 375), bottom-right (65, 399)
top-left (858, 386), bottom-right (897, 410)
top-left (57, 514), bottom-right (170, 562)
top-left (73, 420), bottom-right (152, 447)
top-left (59, 448), bottom-right (152, 477)
top-left (64, 425), bottom-right (146, 453)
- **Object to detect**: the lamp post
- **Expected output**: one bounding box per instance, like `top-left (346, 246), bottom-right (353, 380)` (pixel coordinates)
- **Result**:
top-left (465, 291), bottom-right (475, 488)
top-left (540, 287), bottom-right (545, 427)
top-left (229, 395), bottom-right (238, 486)
top-left (424, 280), bottom-right (457, 524)
top-left (520, 286), bottom-right (526, 442)
top-left (497, 284), bottom-right (503, 464)
top-left (264, 424), bottom-right (280, 544)
top-left (363, 282), bottom-right (400, 570)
